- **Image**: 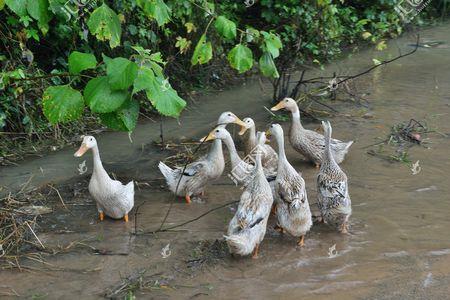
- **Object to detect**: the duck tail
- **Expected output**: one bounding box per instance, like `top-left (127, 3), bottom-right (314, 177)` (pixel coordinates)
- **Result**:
top-left (158, 161), bottom-right (175, 187)
top-left (125, 181), bottom-right (135, 194)
top-left (345, 140), bottom-right (354, 152)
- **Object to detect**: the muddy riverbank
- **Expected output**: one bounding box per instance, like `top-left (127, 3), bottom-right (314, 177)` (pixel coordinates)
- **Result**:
top-left (1, 23), bottom-right (450, 299)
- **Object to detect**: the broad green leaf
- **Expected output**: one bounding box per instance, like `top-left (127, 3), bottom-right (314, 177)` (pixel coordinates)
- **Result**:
top-left (132, 66), bottom-right (153, 94)
top-left (214, 16), bottom-right (236, 40)
top-left (245, 27), bottom-right (260, 43)
top-left (42, 85), bottom-right (84, 124)
top-left (261, 31), bottom-right (282, 58)
top-left (146, 75), bottom-right (186, 117)
top-left (227, 44), bottom-right (253, 73)
top-left (87, 3), bottom-right (121, 48)
top-left (99, 99), bottom-right (139, 131)
top-left (104, 57), bottom-right (138, 90)
top-left (259, 52), bottom-right (279, 78)
top-left (191, 34), bottom-right (212, 65)
top-left (5, 0), bottom-right (27, 16)
top-left (0, 0), bottom-right (5, 11)
top-left (27, 0), bottom-right (51, 27)
top-left (68, 51), bottom-right (97, 75)
top-left (84, 76), bottom-right (129, 113)
top-left (137, 0), bottom-right (171, 26)
top-left (133, 66), bottom-right (186, 117)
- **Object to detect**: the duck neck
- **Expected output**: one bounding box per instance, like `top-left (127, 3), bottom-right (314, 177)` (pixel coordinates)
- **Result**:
top-left (92, 145), bottom-right (107, 177)
top-left (274, 131), bottom-right (287, 167)
top-left (207, 139), bottom-right (223, 162)
top-left (324, 128), bottom-right (335, 165)
top-left (247, 126), bottom-right (257, 151)
top-left (290, 106), bottom-right (304, 130)
top-left (223, 134), bottom-right (242, 168)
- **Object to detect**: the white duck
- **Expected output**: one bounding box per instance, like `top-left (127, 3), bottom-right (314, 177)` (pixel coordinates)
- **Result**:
top-left (74, 136), bottom-right (134, 222)
top-left (158, 112), bottom-right (245, 203)
top-left (268, 124), bottom-right (312, 246)
top-left (225, 132), bottom-right (274, 258)
top-left (238, 117), bottom-right (278, 173)
top-left (206, 127), bottom-right (276, 186)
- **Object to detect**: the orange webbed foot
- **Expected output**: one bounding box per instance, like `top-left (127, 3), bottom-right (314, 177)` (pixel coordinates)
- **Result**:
top-left (297, 235), bottom-right (305, 247)
top-left (185, 195), bottom-right (191, 204)
top-left (124, 214), bottom-right (129, 222)
top-left (99, 212), bottom-right (104, 221)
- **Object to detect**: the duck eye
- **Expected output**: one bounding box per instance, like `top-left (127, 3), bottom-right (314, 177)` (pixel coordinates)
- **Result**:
top-left (228, 113), bottom-right (231, 116)
top-left (215, 130), bottom-right (219, 133)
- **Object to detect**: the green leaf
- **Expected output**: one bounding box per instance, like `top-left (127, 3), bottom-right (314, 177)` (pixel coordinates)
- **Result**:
top-left (5, 0), bottom-right (27, 16)
top-left (214, 16), bottom-right (236, 40)
top-left (259, 52), bottom-right (279, 78)
top-left (99, 99), bottom-right (139, 131)
top-left (137, 0), bottom-right (171, 26)
top-left (27, 0), bottom-right (51, 27)
top-left (132, 66), bottom-right (153, 94)
top-left (133, 66), bottom-right (186, 117)
top-left (191, 34), bottom-right (212, 65)
top-left (227, 44), bottom-right (253, 73)
top-left (87, 3), bottom-right (121, 48)
top-left (68, 51), bottom-right (97, 75)
top-left (261, 31), bottom-right (282, 58)
top-left (104, 57), bottom-right (138, 90)
top-left (0, 0), bottom-right (5, 11)
top-left (42, 85), bottom-right (84, 124)
top-left (84, 76), bottom-right (129, 113)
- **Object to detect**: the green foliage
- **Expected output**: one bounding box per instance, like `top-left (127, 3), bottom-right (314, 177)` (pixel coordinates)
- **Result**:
top-left (68, 52), bottom-right (97, 75)
top-left (214, 16), bottom-right (237, 40)
top-left (259, 52), bottom-right (279, 78)
top-left (227, 44), bottom-right (253, 73)
top-left (0, 0), bottom-right (445, 141)
top-left (191, 34), bottom-right (213, 65)
top-left (87, 3), bottom-right (122, 48)
top-left (104, 57), bottom-right (138, 91)
top-left (137, 0), bottom-right (171, 26)
top-left (83, 76), bottom-right (129, 113)
top-left (42, 85), bottom-right (84, 124)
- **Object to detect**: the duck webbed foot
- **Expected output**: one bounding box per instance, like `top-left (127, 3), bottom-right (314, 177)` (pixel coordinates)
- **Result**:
top-left (297, 235), bottom-right (305, 247)
top-left (339, 222), bottom-right (349, 234)
top-left (124, 214), bottom-right (129, 222)
top-left (99, 212), bottom-right (105, 221)
top-left (185, 195), bottom-right (191, 204)
top-left (274, 224), bottom-right (284, 233)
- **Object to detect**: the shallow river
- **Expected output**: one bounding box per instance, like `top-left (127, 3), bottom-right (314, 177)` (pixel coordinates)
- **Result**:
top-left (1, 24), bottom-right (450, 299)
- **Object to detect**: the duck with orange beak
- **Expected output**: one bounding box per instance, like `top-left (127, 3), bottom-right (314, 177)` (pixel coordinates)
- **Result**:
top-left (271, 98), bottom-right (353, 167)
top-left (74, 136), bottom-right (134, 222)
top-left (158, 112), bottom-right (245, 203)
top-left (238, 117), bottom-right (278, 173)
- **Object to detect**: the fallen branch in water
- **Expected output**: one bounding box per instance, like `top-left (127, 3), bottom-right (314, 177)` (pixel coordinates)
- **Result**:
top-left (136, 200), bottom-right (238, 235)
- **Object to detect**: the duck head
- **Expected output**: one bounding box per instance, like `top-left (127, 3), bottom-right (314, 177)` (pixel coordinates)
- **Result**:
top-left (271, 97), bottom-right (298, 112)
top-left (238, 117), bottom-right (255, 136)
top-left (74, 135), bottom-right (97, 157)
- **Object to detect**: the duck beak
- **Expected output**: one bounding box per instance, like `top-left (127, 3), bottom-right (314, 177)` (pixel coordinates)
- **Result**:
top-left (265, 130), bottom-right (272, 143)
top-left (238, 124), bottom-right (249, 136)
top-left (200, 132), bottom-right (215, 142)
top-left (74, 143), bottom-right (88, 157)
top-left (233, 118), bottom-right (246, 128)
top-left (271, 101), bottom-right (285, 111)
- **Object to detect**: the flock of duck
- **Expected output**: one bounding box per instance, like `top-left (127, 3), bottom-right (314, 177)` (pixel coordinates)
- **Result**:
top-left (74, 97), bottom-right (353, 258)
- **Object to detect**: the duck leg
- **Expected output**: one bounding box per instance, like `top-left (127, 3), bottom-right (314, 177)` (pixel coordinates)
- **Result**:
top-left (185, 194), bottom-right (191, 204)
top-left (297, 235), bottom-right (305, 247)
top-left (340, 222), bottom-right (349, 234)
top-left (274, 224), bottom-right (284, 233)
top-left (124, 214), bottom-right (129, 222)
top-left (270, 203), bottom-right (277, 216)
top-left (99, 212), bottom-right (105, 221)
top-left (315, 163), bottom-right (320, 169)
top-left (252, 244), bottom-right (260, 259)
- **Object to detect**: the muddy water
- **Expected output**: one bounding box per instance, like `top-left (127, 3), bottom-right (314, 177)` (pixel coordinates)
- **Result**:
top-left (2, 24), bottom-right (450, 299)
